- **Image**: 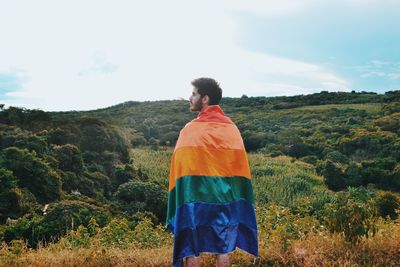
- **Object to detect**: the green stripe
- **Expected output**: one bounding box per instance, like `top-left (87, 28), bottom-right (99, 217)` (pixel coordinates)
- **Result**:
top-left (166, 176), bottom-right (254, 225)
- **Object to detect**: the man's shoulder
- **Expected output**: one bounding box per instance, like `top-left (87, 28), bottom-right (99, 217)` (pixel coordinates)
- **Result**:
top-left (176, 117), bottom-right (245, 150)
top-left (181, 118), bottom-right (241, 136)
top-left (190, 115), bottom-right (234, 125)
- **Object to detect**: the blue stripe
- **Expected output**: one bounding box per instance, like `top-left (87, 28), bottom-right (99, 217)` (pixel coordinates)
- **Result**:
top-left (168, 200), bottom-right (258, 266)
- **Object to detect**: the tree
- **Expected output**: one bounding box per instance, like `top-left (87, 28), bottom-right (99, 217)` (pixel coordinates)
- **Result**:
top-left (60, 171), bottom-right (111, 199)
top-left (325, 150), bottom-right (349, 164)
top-left (79, 119), bottom-right (114, 153)
top-left (13, 134), bottom-right (49, 156)
top-left (131, 133), bottom-right (147, 146)
top-left (1, 147), bottom-right (62, 203)
top-left (114, 181), bottom-right (167, 221)
top-left (375, 192), bottom-right (400, 220)
top-left (0, 168), bottom-right (17, 192)
top-left (361, 158), bottom-right (396, 189)
top-left (322, 160), bottom-right (346, 191)
top-left (0, 168), bottom-right (22, 223)
top-left (344, 163), bottom-right (363, 187)
top-left (148, 137), bottom-right (160, 150)
top-left (112, 164), bottom-right (139, 191)
top-left (338, 129), bottom-right (397, 160)
top-left (242, 131), bottom-right (269, 151)
top-left (2, 199), bottom-right (112, 247)
top-left (142, 118), bottom-right (158, 139)
top-left (374, 113), bottom-right (400, 133)
top-left (48, 127), bottom-right (69, 145)
top-left (53, 144), bottom-right (84, 173)
top-left (285, 142), bottom-right (312, 158)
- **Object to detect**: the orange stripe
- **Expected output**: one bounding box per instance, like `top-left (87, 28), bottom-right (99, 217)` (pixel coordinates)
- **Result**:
top-left (168, 147), bottom-right (251, 191)
top-left (175, 122), bottom-right (245, 150)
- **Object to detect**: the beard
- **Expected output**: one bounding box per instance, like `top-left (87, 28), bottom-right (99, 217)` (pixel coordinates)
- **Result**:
top-left (189, 99), bottom-right (203, 112)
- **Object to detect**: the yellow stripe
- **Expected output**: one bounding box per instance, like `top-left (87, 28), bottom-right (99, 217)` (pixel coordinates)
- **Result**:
top-left (168, 147), bottom-right (251, 191)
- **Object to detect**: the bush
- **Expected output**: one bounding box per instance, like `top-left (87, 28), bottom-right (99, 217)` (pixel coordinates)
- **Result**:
top-left (114, 181), bottom-right (167, 221)
top-left (300, 155), bottom-right (318, 165)
top-left (374, 192), bottom-right (400, 220)
top-left (242, 131), bottom-right (271, 151)
top-left (47, 127), bottom-right (70, 145)
top-left (148, 137), bottom-right (160, 150)
top-left (0, 168), bottom-right (17, 192)
top-left (325, 150), bottom-right (349, 164)
top-left (256, 204), bottom-right (322, 251)
top-left (285, 142), bottom-right (312, 158)
top-left (321, 160), bottom-right (346, 191)
top-left (338, 129), bottom-right (397, 160)
top-left (1, 215), bottom-right (44, 247)
top-left (323, 187), bottom-right (378, 244)
top-left (132, 217), bottom-right (171, 249)
top-left (12, 134), bottom-right (49, 156)
top-left (60, 171), bottom-right (111, 199)
top-left (55, 215), bottom-right (171, 250)
top-left (0, 188), bottom-right (23, 223)
top-left (52, 144), bottom-right (84, 173)
top-left (112, 164), bottom-right (139, 191)
top-left (1, 147), bottom-right (62, 203)
top-left (344, 163), bottom-right (363, 187)
top-left (99, 218), bottom-right (133, 248)
top-left (59, 225), bottom-right (92, 249)
top-left (361, 158), bottom-right (396, 189)
top-left (2, 199), bottom-right (111, 247)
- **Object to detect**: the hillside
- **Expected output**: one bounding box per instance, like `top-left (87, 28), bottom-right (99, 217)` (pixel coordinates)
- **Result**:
top-left (1, 90), bottom-right (400, 265)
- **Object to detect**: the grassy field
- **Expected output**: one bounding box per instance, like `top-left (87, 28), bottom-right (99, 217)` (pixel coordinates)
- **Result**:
top-left (130, 147), bottom-right (172, 188)
top-left (1, 148), bottom-right (400, 266)
top-left (292, 103), bottom-right (384, 113)
top-left (131, 147), bottom-right (329, 207)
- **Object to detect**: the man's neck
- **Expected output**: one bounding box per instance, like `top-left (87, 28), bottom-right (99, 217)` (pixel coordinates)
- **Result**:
top-left (199, 104), bottom-right (209, 113)
top-left (198, 105), bottom-right (224, 115)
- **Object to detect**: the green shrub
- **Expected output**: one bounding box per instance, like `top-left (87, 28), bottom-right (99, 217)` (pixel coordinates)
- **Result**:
top-left (0, 188), bottom-right (23, 223)
top-left (0, 168), bottom-right (17, 192)
top-left (256, 204), bottom-right (321, 251)
top-left (325, 150), bottom-right (349, 164)
top-left (374, 192), bottom-right (400, 220)
top-left (99, 218), bottom-right (133, 248)
top-left (1, 147), bottom-right (62, 203)
top-left (112, 164), bottom-right (140, 191)
top-left (321, 160), bottom-right (346, 191)
top-left (114, 181), bottom-right (167, 221)
top-left (52, 144), bottom-right (84, 173)
top-left (132, 217), bottom-right (171, 249)
top-left (323, 187), bottom-right (378, 244)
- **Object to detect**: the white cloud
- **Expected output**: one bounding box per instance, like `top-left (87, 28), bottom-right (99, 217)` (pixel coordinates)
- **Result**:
top-left (388, 73), bottom-right (400, 80)
top-left (350, 61), bottom-right (400, 80)
top-left (0, 0), bottom-right (350, 111)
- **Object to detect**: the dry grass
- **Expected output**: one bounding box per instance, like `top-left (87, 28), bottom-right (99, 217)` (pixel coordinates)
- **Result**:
top-left (2, 222), bottom-right (399, 267)
top-left (0, 246), bottom-right (173, 267)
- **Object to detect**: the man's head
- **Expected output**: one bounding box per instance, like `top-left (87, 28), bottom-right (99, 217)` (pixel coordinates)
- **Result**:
top-left (189, 77), bottom-right (222, 112)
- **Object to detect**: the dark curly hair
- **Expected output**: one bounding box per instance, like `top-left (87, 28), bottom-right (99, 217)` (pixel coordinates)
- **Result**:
top-left (191, 77), bottom-right (222, 105)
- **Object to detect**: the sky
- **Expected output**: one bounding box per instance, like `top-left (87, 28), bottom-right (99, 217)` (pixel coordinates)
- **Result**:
top-left (1, 0), bottom-right (399, 111)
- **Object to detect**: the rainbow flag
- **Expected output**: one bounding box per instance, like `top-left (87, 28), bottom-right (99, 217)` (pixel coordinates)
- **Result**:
top-left (166, 105), bottom-right (258, 266)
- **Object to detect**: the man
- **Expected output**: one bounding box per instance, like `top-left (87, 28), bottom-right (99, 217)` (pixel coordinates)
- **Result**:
top-left (166, 78), bottom-right (258, 267)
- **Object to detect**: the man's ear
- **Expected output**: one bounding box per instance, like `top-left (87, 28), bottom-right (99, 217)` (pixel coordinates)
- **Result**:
top-left (202, 95), bottom-right (210, 105)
